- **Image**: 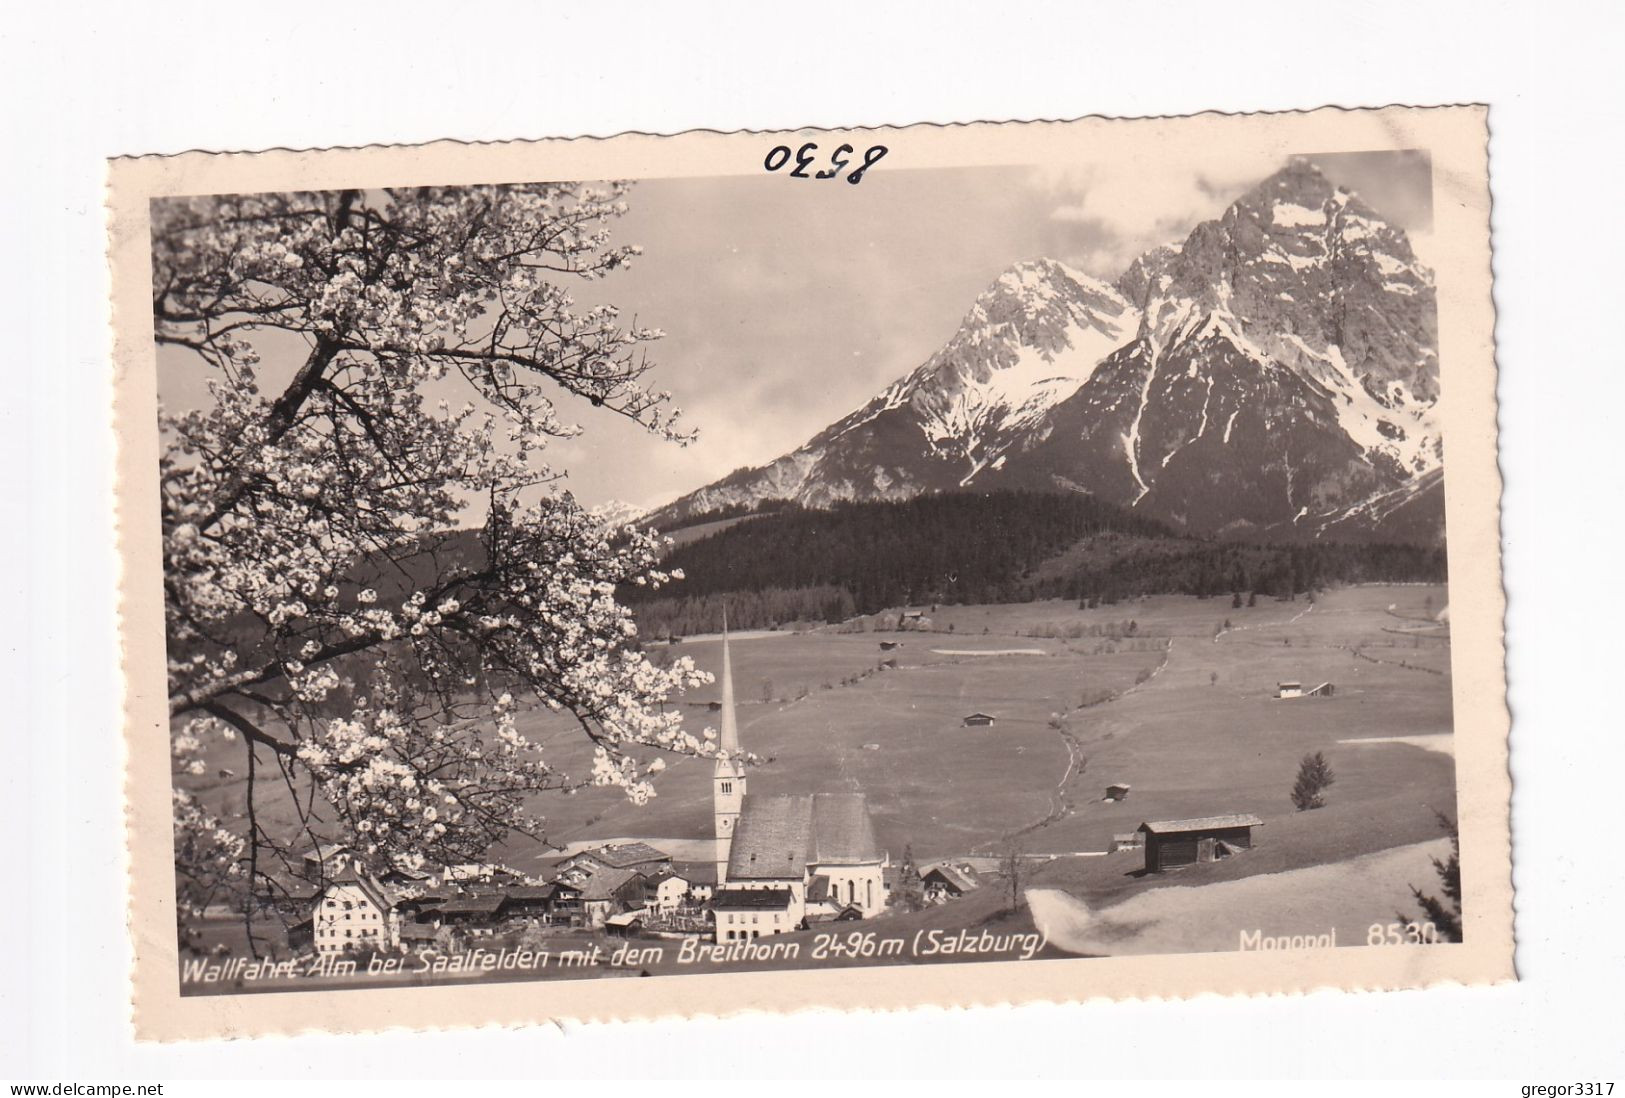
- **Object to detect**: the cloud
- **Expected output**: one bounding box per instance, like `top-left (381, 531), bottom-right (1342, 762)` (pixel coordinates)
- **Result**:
top-left (1028, 156), bottom-right (1280, 278)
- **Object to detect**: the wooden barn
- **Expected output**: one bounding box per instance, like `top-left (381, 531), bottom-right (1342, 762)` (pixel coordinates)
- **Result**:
top-left (1104, 782), bottom-right (1132, 801)
top-left (1137, 815), bottom-right (1263, 873)
top-left (1277, 681), bottom-right (1334, 699)
top-left (961, 712), bottom-right (997, 728)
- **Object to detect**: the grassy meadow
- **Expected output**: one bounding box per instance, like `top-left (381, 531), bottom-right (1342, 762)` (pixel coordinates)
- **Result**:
top-left (177, 582), bottom-right (1457, 963)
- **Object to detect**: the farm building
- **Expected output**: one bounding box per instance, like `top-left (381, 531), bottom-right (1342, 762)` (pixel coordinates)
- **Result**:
top-left (921, 863), bottom-right (979, 903)
top-left (558, 841), bottom-right (672, 875)
top-left (604, 911), bottom-right (645, 937)
top-left (1111, 832), bottom-right (1144, 853)
top-left (1277, 681), bottom-right (1334, 698)
top-left (1104, 782), bottom-right (1132, 801)
top-left (1137, 815), bottom-right (1264, 873)
top-left (500, 884), bottom-right (557, 921)
top-left (878, 641), bottom-right (902, 651)
top-left (434, 893), bottom-right (506, 929)
top-left (961, 712), bottom-right (997, 728)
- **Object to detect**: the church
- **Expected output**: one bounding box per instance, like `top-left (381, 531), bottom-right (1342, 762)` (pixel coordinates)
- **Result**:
top-left (709, 625), bottom-right (888, 942)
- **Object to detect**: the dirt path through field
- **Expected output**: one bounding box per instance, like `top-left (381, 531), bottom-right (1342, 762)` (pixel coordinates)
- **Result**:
top-left (975, 640), bottom-right (1175, 854)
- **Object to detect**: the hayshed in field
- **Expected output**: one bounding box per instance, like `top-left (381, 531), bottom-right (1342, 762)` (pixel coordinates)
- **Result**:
top-left (961, 712), bottom-right (997, 728)
top-left (1277, 681), bottom-right (1334, 698)
top-left (1104, 783), bottom-right (1132, 801)
top-left (1138, 814), bottom-right (1263, 873)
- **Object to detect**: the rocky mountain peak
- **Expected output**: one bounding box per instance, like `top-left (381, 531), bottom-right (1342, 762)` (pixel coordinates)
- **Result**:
top-left (646, 158), bottom-right (1445, 544)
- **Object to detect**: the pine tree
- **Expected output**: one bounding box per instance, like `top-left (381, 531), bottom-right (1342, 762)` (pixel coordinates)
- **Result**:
top-left (1402, 812), bottom-right (1463, 942)
top-left (1291, 752), bottom-right (1336, 810)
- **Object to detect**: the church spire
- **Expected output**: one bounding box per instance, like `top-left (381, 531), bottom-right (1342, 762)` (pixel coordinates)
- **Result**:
top-left (719, 606), bottom-right (740, 755)
top-left (713, 604), bottom-right (745, 885)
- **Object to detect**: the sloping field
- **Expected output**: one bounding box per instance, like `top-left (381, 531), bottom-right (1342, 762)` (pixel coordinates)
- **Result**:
top-left (1028, 836), bottom-right (1453, 955)
top-left (179, 585), bottom-right (1453, 903)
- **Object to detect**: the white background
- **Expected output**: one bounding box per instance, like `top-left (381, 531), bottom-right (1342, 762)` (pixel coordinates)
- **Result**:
top-left (3, 0), bottom-right (1622, 1082)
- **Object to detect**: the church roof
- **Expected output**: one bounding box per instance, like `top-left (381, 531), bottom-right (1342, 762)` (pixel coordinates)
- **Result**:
top-left (727, 793), bottom-right (881, 880)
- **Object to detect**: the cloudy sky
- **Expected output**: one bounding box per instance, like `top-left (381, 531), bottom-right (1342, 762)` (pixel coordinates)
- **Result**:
top-left (158, 149), bottom-right (1432, 514)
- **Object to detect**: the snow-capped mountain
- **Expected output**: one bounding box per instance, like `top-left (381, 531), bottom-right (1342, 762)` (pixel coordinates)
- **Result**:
top-left (648, 159), bottom-right (1444, 543)
top-left (588, 499), bottom-right (648, 529)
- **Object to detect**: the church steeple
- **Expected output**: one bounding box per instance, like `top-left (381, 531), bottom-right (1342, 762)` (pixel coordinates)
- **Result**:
top-left (713, 608), bottom-right (746, 884)
top-left (718, 610), bottom-right (740, 755)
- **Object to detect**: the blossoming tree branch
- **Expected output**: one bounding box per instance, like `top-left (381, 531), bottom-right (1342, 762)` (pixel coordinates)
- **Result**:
top-left (154, 184), bottom-right (715, 937)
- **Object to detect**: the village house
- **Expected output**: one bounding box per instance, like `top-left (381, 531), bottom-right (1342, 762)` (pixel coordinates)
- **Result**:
top-left (1137, 814), bottom-right (1264, 873)
top-left (712, 887), bottom-right (797, 942)
top-left (574, 864), bottom-right (647, 928)
top-left (921, 862), bottom-right (979, 903)
top-left (397, 921), bottom-right (440, 952)
top-left (434, 892), bottom-right (506, 933)
top-left (640, 867), bottom-right (691, 913)
top-left (300, 842), bottom-right (352, 880)
top-left (500, 884), bottom-right (558, 923)
top-left (558, 841), bottom-right (672, 876)
top-left (549, 878), bottom-right (585, 925)
top-left (670, 861), bottom-right (716, 903)
top-left (311, 869), bottom-right (397, 955)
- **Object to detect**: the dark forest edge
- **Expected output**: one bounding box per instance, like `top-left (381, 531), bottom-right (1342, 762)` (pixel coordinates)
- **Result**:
top-left (621, 492), bottom-right (1447, 638)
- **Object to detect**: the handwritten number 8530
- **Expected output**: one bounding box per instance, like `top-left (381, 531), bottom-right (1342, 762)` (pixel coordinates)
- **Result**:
top-left (764, 143), bottom-right (888, 185)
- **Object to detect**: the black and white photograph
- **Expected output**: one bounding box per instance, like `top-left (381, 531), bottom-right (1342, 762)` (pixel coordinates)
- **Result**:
top-left (141, 119), bottom-right (1496, 1004)
top-left (16, 0), bottom-right (1625, 1085)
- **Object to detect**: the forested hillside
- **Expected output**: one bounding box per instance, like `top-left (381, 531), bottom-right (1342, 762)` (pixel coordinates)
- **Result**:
top-left (625, 492), bottom-right (1446, 636)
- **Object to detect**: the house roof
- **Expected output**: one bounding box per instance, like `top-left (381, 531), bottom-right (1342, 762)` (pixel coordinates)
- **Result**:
top-left (806, 874), bottom-right (832, 904)
top-left (671, 861), bottom-right (717, 886)
top-left (726, 793), bottom-right (881, 879)
top-left (711, 887), bottom-right (795, 909)
top-left (1138, 814), bottom-right (1264, 835)
top-left (605, 911), bottom-right (644, 927)
top-left (578, 865), bottom-right (640, 901)
top-left (1106, 782), bottom-right (1132, 790)
top-left (437, 893), bottom-right (506, 915)
top-left (302, 841), bottom-right (349, 862)
top-left (503, 884), bottom-right (557, 902)
top-left (922, 864), bottom-right (978, 892)
top-left (579, 842), bottom-right (671, 869)
top-left (398, 922), bottom-right (438, 942)
top-left (325, 868), bottom-right (394, 912)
